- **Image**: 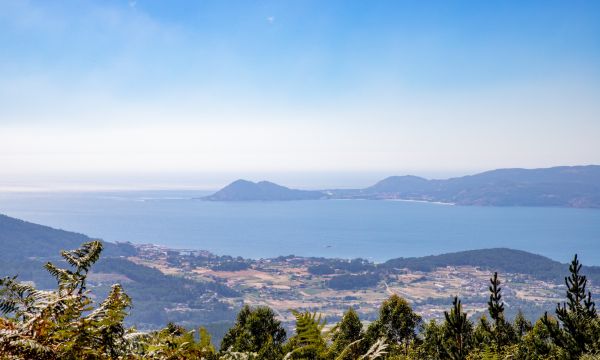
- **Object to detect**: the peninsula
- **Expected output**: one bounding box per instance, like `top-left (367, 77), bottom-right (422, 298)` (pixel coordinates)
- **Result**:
top-left (204, 165), bottom-right (600, 208)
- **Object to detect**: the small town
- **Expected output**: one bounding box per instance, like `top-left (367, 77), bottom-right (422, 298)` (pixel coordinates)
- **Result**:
top-left (130, 244), bottom-right (581, 328)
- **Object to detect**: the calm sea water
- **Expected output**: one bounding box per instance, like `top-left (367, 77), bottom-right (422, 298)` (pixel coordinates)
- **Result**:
top-left (1, 190), bottom-right (599, 265)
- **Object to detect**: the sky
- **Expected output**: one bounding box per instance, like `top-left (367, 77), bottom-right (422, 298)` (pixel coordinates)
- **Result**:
top-left (1, 0), bottom-right (599, 189)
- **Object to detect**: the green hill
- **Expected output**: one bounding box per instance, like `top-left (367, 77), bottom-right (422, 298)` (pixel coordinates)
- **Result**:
top-left (382, 248), bottom-right (600, 284)
top-left (0, 213), bottom-right (238, 330)
top-left (0, 213), bottom-right (135, 260)
top-left (203, 179), bottom-right (325, 201)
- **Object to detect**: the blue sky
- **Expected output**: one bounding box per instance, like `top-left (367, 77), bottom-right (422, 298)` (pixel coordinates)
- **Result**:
top-left (1, 0), bottom-right (599, 188)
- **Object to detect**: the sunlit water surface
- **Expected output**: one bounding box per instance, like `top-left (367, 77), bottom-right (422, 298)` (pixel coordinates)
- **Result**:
top-left (1, 190), bottom-right (599, 264)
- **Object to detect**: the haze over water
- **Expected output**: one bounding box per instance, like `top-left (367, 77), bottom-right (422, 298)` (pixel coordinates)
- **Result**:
top-left (1, 190), bottom-right (599, 265)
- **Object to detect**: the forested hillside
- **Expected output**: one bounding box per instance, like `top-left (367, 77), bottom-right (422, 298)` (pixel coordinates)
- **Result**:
top-left (0, 213), bottom-right (239, 330)
top-left (0, 213), bottom-right (135, 260)
top-left (382, 248), bottom-right (600, 284)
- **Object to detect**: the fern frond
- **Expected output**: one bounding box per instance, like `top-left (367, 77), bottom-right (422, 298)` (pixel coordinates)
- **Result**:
top-left (7, 338), bottom-right (52, 356)
top-left (359, 338), bottom-right (388, 360)
top-left (334, 339), bottom-right (362, 360)
top-left (61, 240), bottom-right (103, 270)
top-left (86, 284), bottom-right (131, 323)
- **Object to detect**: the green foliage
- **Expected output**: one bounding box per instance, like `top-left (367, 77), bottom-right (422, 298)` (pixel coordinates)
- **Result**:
top-left (307, 264), bottom-right (335, 275)
top-left (512, 317), bottom-right (569, 359)
top-left (443, 296), bottom-right (473, 360)
top-left (365, 294), bottom-right (421, 356)
top-left (284, 310), bottom-right (327, 359)
top-left (329, 307), bottom-right (364, 359)
top-left (327, 273), bottom-right (380, 290)
top-left (140, 322), bottom-right (219, 359)
top-left (482, 272), bottom-right (516, 349)
top-left (0, 241), bottom-right (133, 359)
top-left (487, 272), bottom-right (503, 323)
top-left (220, 305), bottom-right (286, 360)
top-left (513, 310), bottom-right (533, 339)
top-left (542, 254), bottom-right (599, 358)
top-left (381, 248), bottom-right (600, 284)
top-left (1, 242), bottom-right (599, 360)
top-left (418, 319), bottom-right (445, 359)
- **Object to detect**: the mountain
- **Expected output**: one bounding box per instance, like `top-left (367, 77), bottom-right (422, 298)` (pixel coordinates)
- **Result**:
top-left (366, 175), bottom-right (432, 194)
top-left (203, 165), bottom-right (600, 208)
top-left (330, 165), bottom-right (600, 208)
top-left (203, 179), bottom-right (325, 201)
top-left (206, 166), bottom-right (600, 207)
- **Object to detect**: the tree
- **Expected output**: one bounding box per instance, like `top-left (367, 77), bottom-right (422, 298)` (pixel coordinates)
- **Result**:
top-left (487, 272), bottom-right (504, 323)
top-left (220, 305), bottom-right (286, 360)
top-left (328, 307), bottom-right (363, 359)
top-left (485, 272), bottom-right (515, 347)
top-left (443, 296), bottom-right (473, 360)
top-left (514, 317), bottom-right (568, 359)
top-left (365, 295), bottom-right (421, 356)
top-left (419, 320), bottom-right (445, 359)
top-left (513, 311), bottom-right (532, 339)
top-left (542, 254), bottom-right (598, 357)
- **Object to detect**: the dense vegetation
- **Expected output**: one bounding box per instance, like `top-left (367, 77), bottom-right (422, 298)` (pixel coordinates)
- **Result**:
top-left (382, 248), bottom-right (600, 284)
top-left (302, 248), bottom-right (600, 287)
top-left (327, 273), bottom-right (380, 290)
top-left (1, 241), bottom-right (599, 359)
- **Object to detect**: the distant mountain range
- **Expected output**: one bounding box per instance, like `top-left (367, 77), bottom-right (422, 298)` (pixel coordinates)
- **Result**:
top-left (204, 165), bottom-right (600, 207)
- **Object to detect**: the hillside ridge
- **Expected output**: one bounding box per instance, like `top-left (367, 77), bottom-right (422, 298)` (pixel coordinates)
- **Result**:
top-left (205, 165), bottom-right (600, 207)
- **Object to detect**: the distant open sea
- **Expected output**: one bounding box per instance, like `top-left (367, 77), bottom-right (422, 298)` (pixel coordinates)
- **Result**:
top-left (1, 190), bottom-right (599, 265)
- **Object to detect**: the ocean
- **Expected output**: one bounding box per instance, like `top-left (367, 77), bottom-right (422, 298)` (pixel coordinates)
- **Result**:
top-left (1, 190), bottom-right (599, 265)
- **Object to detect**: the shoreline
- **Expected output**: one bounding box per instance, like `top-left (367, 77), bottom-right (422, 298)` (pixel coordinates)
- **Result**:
top-left (383, 198), bottom-right (455, 206)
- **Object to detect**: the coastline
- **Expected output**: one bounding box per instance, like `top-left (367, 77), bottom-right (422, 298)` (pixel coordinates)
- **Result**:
top-left (383, 198), bottom-right (455, 206)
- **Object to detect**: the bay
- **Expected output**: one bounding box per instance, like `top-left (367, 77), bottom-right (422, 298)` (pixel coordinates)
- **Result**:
top-left (1, 190), bottom-right (599, 265)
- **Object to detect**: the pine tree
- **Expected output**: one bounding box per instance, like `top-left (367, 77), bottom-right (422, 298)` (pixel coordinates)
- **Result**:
top-left (443, 296), bottom-right (472, 360)
top-left (513, 310), bottom-right (532, 339)
top-left (543, 254), bottom-right (597, 357)
top-left (485, 272), bottom-right (515, 348)
top-left (557, 255), bottom-right (596, 321)
top-left (488, 272), bottom-right (504, 323)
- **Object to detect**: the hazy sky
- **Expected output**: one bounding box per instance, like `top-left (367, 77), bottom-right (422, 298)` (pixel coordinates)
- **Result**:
top-left (1, 0), bottom-right (599, 188)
